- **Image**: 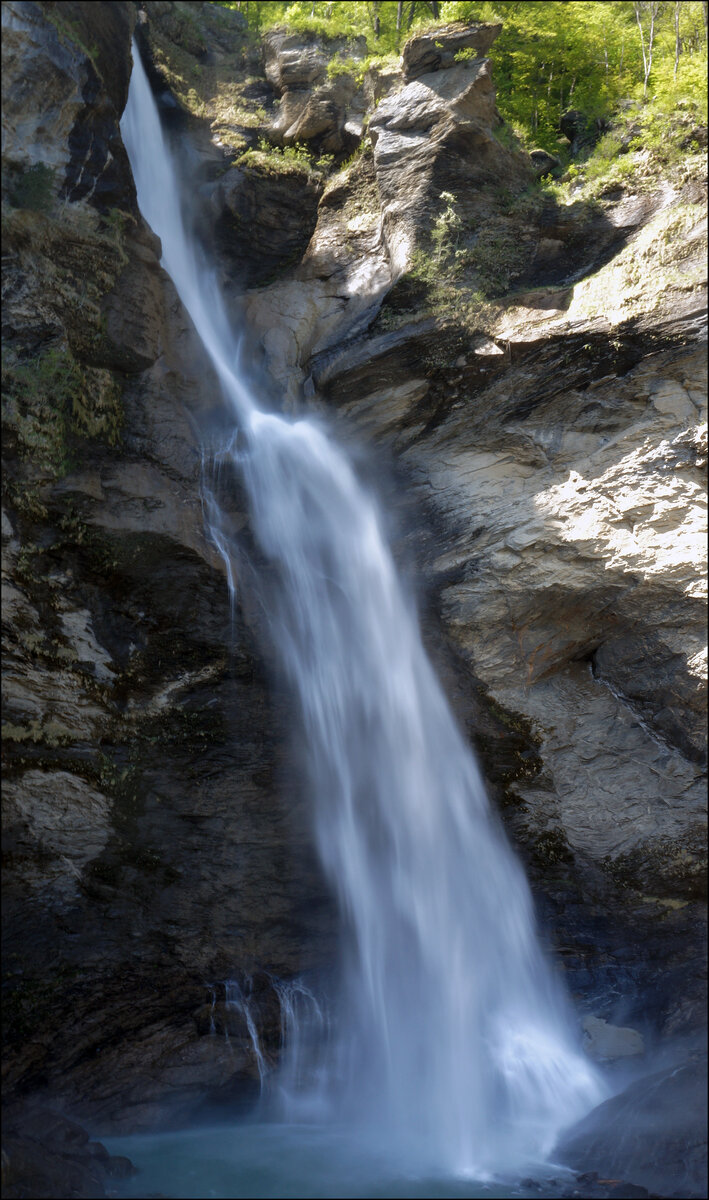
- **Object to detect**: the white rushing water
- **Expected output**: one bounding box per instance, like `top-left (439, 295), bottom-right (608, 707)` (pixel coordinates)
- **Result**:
top-left (121, 43), bottom-right (604, 1180)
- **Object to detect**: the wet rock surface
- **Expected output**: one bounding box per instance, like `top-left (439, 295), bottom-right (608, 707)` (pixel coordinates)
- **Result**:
top-left (555, 1050), bottom-right (709, 1198)
top-left (2, 0), bottom-right (334, 1135)
top-left (1, 1107), bottom-right (135, 1199)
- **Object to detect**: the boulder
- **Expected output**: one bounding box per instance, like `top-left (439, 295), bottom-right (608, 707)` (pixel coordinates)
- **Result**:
top-left (1, 1107), bottom-right (135, 1199)
top-left (369, 56), bottom-right (529, 272)
top-left (402, 22), bottom-right (501, 80)
top-left (555, 1054), bottom-right (708, 1198)
top-left (560, 108), bottom-right (607, 156)
top-left (529, 147), bottom-right (562, 177)
top-left (263, 29), bottom-right (367, 157)
top-left (263, 30), bottom-right (329, 93)
top-left (270, 73), bottom-right (360, 156)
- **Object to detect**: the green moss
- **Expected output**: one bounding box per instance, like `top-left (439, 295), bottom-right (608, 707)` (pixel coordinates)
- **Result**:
top-left (603, 837), bottom-right (706, 900)
top-left (326, 51), bottom-right (358, 81)
top-left (1, 346), bottom-right (82, 475)
top-left (138, 703), bottom-right (229, 753)
top-left (7, 163), bottom-right (56, 213)
top-left (2, 344), bottom-right (123, 481)
top-left (1, 718), bottom-right (76, 747)
top-left (70, 366), bottom-right (123, 445)
top-left (98, 207), bottom-right (135, 266)
top-left (43, 8), bottom-right (99, 65)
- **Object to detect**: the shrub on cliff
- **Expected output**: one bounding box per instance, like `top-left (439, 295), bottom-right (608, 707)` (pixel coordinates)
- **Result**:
top-left (7, 163), bottom-right (56, 212)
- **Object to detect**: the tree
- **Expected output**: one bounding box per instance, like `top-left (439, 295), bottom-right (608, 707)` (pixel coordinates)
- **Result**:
top-left (634, 0), bottom-right (665, 98)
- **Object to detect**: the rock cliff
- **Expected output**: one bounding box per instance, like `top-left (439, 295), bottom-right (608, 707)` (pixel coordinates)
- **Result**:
top-left (2, 0), bottom-right (334, 1147)
top-left (1, 2), bottom-right (706, 1193)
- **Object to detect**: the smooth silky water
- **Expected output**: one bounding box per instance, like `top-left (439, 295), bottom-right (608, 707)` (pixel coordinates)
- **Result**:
top-left (115, 42), bottom-right (605, 1197)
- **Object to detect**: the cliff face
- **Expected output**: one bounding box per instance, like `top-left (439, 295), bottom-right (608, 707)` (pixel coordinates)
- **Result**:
top-left (2, 0), bottom-right (706, 1165)
top-left (2, 0), bottom-right (334, 1137)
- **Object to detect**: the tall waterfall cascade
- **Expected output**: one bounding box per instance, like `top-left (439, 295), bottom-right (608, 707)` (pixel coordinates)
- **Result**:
top-left (121, 43), bottom-right (604, 1177)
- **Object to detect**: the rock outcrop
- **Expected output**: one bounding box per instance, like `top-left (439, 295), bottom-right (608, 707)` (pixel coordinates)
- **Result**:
top-left (263, 28), bottom-right (366, 158)
top-left (401, 20), bottom-right (502, 79)
top-left (2, 0), bottom-right (333, 1140)
top-left (555, 1050), bottom-right (708, 1198)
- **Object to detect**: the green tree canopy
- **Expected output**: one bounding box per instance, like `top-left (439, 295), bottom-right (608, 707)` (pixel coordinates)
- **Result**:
top-left (217, 1), bottom-right (707, 150)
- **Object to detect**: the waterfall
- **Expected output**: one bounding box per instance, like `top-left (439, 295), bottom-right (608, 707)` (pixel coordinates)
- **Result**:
top-left (121, 43), bottom-right (604, 1177)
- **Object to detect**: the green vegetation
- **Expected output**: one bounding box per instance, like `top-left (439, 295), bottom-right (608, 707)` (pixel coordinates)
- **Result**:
top-left (147, 21), bottom-right (257, 147)
top-left (2, 346), bottom-right (84, 475)
top-left (386, 187), bottom-right (532, 317)
top-left (441, 1), bottom-right (707, 153)
top-left (7, 163), bottom-right (56, 213)
top-left (2, 343), bottom-right (123, 483)
top-left (236, 140), bottom-right (318, 176)
top-left (43, 6), bottom-right (100, 64)
top-left (99, 207), bottom-right (135, 265)
top-left (216, 2), bottom-right (706, 155)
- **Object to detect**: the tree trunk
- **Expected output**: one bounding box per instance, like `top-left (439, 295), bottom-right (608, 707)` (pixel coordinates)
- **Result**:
top-left (634, 1), bottom-right (660, 100)
top-left (646, 2), bottom-right (658, 98)
top-left (634, 2), bottom-right (649, 98)
top-left (674, 0), bottom-right (681, 79)
top-left (429, 0), bottom-right (440, 16)
top-left (397, 1), bottom-right (403, 33)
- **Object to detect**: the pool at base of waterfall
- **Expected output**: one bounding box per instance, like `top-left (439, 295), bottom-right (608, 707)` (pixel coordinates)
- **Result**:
top-left (104, 1123), bottom-right (571, 1199)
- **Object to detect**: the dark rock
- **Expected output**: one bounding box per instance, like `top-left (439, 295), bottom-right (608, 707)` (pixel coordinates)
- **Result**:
top-left (97, 223), bottom-right (167, 372)
top-left (2, 0), bottom-right (135, 214)
top-left (104, 1155), bottom-right (137, 1178)
top-left (560, 108), bottom-right (607, 156)
top-left (48, 1), bottom-right (136, 113)
top-left (555, 1054), bottom-right (708, 1198)
top-left (0, 1107), bottom-right (131, 1199)
top-left (529, 148), bottom-right (562, 178)
top-left (311, 316), bottom-right (461, 403)
top-left (62, 57), bottom-right (137, 213)
top-left (211, 156), bottom-right (323, 287)
top-left (143, 0), bottom-right (210, 60)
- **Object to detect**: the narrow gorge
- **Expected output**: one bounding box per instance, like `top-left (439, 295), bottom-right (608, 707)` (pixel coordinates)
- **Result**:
top-left (2, 3), bottom-right (707, 1198)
